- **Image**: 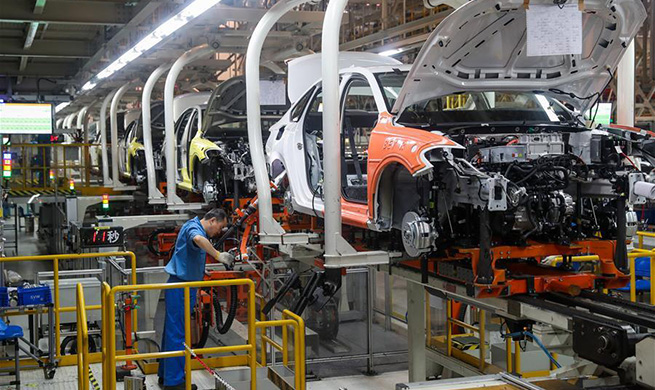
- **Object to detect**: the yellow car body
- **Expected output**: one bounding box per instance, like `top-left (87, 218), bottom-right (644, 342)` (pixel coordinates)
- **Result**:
top-left (175, 105), bottom-right (210, 192)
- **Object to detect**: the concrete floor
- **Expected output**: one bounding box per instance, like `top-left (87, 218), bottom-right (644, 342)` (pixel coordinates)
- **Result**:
top-left (0, 362), bottom-right (408, 390)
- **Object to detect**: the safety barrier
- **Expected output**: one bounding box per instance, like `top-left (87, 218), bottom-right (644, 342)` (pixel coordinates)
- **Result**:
top-left (256, 310), bottom-right (306, 390)
top-left (4, 142), bottom-right (101, 192)
top-left (432, 299), bottom-right (561, 378)
top-left (637, 231), bottom-right (655, 250)
top-left (445, 299), bottom-right (486, 371)
top-left (0, 252), bottom-right (137, 367)
top-left (625, 250), bottom-right (655, 304)
top-left (77, 283), bottom-right (90, 390)
top-left (103, 278), bottom-right (306, 390)
top-left (4, 143), bottom-right (100, 193)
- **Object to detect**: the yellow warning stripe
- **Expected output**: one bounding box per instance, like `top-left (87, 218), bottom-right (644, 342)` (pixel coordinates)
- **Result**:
top-left (7, 189), bottom-right (74, 197)
top-left (89, 367), bottom-right (100, 390)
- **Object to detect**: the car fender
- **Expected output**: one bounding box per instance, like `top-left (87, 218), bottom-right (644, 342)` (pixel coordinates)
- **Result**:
top-left (191, 138), bottom-right (220, 162)
top-left (367, 113), bottom-right (464, 220)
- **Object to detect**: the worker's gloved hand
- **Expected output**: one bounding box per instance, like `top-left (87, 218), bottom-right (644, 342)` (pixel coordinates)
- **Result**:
top-left (218, 252), bottom-right (235, 268)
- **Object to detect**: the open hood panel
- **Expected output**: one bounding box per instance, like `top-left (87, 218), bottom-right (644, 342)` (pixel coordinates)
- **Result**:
top-left (392, 0), bottom-right (645, 114)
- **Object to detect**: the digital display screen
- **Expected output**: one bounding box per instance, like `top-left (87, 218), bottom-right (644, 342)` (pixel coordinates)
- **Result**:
top-left (0, 103), bottom-right (53, 134)
top-left (79, 226), bottom-right (124, 248)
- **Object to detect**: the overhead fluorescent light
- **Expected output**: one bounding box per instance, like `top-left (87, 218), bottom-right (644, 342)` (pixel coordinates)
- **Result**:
top-left (55, 102), bottom-right (70, 113)
top-left (83, 0), bottom-right (221, 89)
top-left (378, 48), bottom-right (404, 57)
top-left (81, 81), bottom-right (96, 91)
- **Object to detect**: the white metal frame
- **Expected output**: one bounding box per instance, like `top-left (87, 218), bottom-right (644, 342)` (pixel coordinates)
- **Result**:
top-left (110, 82), bottom-right (137, 190)
top-left (319, 0), bottom-right (388, 267)
top-left (617, 41), bottom-right (635, 127)
top-left (142, 63), bottom-right (172, 204)
top-left (246, 0), bottom-right (317, 244)
top-left (164, 43), bottom-right (216, 209)
top-left (99, 88), bottom-right (118, 186)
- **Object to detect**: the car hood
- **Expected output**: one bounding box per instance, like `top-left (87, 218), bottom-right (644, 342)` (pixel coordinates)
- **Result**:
top-left (392, 0), bottom-right (645, 115)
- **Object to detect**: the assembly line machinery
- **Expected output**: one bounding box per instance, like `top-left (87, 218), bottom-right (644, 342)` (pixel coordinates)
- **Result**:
top-left (27, 0), bottom-right (655, 388)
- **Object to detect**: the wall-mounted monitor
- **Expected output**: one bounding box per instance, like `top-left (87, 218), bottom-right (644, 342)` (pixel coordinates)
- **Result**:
top-left (0, 103), bottom-right (54, 134)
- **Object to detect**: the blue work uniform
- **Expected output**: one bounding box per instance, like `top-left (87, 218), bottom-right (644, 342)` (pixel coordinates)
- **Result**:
top-left (159, 217), bottom-right (208, 387)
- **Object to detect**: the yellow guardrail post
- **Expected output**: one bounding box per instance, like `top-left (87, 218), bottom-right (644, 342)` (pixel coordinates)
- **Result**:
top-left (101, 282), bottom-right (110, 390)
top-left (77, 285), bottom-right (83, 390)
top-left (505, 337), bottom-right (512, 373)
top-left (514, 340), bottom-right (521, 374)
top-left (630, 255), bottom-right (637, 302)
top-left (479, 309), bottom-right (486, 370)
top-left (446, 299), bottom-right (452, 357)
top-left (283, 310), bottom-right (306, 390)
top-left (76, 283), bottom-right (89, 390)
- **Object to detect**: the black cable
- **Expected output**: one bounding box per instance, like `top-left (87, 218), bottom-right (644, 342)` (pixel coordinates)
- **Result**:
top-left (147, 227), bottom-right (175, 256)
top-left (213, 286), bottom-right (238, 334)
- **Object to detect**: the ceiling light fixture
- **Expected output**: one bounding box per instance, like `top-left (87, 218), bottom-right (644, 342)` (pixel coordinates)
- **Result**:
top-left (82, 0), bottom-right (220, 91)
top-left (55, 102), bottom-right (70, 113)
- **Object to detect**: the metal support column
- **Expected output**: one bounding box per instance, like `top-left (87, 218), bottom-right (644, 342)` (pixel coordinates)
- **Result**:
top-left (407, 280), bottom-right (426, 382)
top-left (617, 41), bottom-right (635, 127)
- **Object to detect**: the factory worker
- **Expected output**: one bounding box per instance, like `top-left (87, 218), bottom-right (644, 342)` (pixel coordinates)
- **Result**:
top-left (158, 208), bottom-right (234, 390)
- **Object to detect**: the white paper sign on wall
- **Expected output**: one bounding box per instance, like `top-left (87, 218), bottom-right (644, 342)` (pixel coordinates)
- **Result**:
top-left (526, 4), bottom-right (582, 57)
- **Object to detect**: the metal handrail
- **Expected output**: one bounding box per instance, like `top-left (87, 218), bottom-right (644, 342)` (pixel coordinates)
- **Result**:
top-left (4, 142), bottom-right (103, 189)
top-left (446, 299), bottom-right (486, 371)
top-left (0, 252), bottom-right (137, 363)
top-left (637, 231), bottom-right (655, 249)
top-left (104, 279), bottom-right (307, 390)
top-left (105, 279), bottom-right (256, 390)
top-left (76, 283), bottom-right (90, 390)
top-left (627, 250), bottom-right (655, 304)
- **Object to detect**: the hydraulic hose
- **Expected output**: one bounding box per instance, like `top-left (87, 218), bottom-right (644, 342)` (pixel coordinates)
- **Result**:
top-left (501, 330), bottom-right (561, 369)
top-left (214, 203), bottom-right (258, 249)
top-left (209, 202), bottom-right (259, 334)
top-left (147, 227), bottom-right (175, 256)
top-left (213, 284), bottom-right (238, 334)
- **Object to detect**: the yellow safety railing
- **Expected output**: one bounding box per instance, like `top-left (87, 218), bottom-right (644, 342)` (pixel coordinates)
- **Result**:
top-left (0, 252), bottom-right (137, 366)
top-left (626, 250), bottom-right (655, 304)
top-left (256, 310), bottom-right (305, 390)
top-left (4, 142), bottom-right (101, 191)
top-left (77, 283), bottom-right (90, 390)
top-left (446, 299), bottom-right (486, 371)
top-left (105, 279), bottom-right (256, 390)
top-left (503, 336), bottom-right (559, 378)
top-left (104, 280), bottom-right (306, 390)
top-left (637, 231), bottom-right (655, 250)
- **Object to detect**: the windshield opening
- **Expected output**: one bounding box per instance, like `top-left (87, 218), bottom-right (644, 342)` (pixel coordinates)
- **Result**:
top-left (397, 91), bottom-right (574, 127)
top-left (375, 71), bottom-right (408, 112)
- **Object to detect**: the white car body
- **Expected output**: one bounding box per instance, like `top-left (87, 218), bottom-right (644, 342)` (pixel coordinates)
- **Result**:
top-left (266, 0), bottom-right (645, 223)
top-left (267, 64), bottom-right (411, 217)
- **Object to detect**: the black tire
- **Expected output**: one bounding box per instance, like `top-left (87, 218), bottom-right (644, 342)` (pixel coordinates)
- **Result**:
top-left (60, 335), bottom-right (97, 355)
